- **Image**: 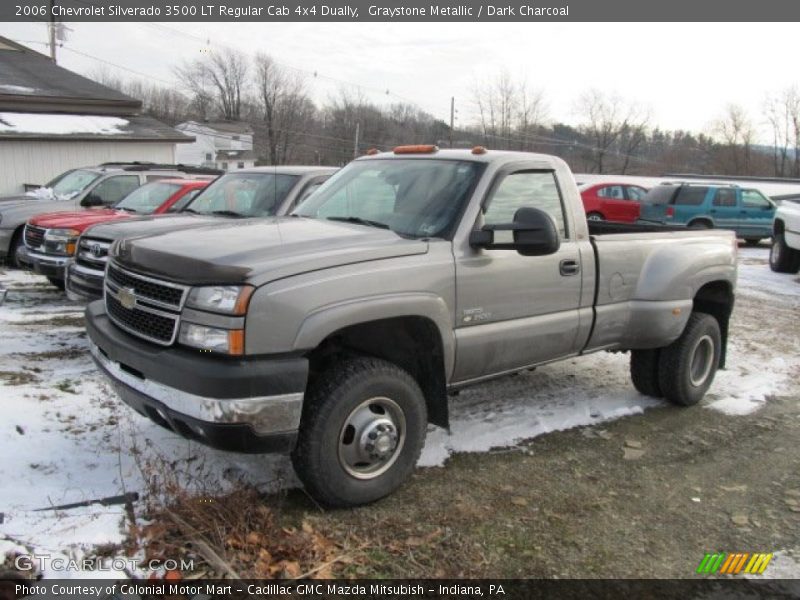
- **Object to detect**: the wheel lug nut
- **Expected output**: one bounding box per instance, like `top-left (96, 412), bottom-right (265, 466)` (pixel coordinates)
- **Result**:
top-left (368, 431), bottom-right (377, 440)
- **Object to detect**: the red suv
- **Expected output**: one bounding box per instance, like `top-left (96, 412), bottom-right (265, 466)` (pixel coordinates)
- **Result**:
top-left (579, 182), bottom-right (648, 223)
top-left (18, 179), bottom-right (211, 287)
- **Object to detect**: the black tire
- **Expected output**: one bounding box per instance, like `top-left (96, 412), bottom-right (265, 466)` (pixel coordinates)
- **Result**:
top-left (8, 227), bottom-right (24, 268)
top-left (47, 277), bottom-right (65, 290)
top-left (657, 312), bottom-right (721, 407)
top-left (630, 349), bottom-right (662, 397)
top-left (688, 220), bottom-right (712, 230)
top-left (769, 233), bottom-right (800, 273)
top-left (291, 357), bottom-right (427, 508)
top-left (586, 212), bottom-right (605, 222)
top-left (744, 238), bottom-right (762, 247)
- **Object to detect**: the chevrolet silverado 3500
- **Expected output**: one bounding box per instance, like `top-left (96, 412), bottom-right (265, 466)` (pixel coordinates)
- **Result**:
top-left (86, 147), bottom-right (737, 507)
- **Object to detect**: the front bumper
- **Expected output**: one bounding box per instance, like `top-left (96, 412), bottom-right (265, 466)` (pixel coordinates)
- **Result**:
top-left (16, 246), bottom-right (70, 279)
top-left (86, 300), bottom-right (308, 453)
top-left (66, 262), bottom-right (104, 302)
top-left (0, 228), bottom-right (14, 261)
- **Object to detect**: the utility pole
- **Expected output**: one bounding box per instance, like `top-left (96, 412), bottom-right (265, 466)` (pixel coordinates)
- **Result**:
top-left (353, 121), bottom-right (360, 159)
top-left (48, 0), bottom-right (57, 62)
top-left (449, 97), bottom-right (455, 148)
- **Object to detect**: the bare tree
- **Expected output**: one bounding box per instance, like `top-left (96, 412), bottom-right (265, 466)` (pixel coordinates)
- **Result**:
top-left (712, 104), bottom-right (755, 174)
top-left (574, 89), bottom-right (647, 174)
top-left (176, 48), bottom-right (247, 121)
top-left (253, 53), bottom-right (315, 164)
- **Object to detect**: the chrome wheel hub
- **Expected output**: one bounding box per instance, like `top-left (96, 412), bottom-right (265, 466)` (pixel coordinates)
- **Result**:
top-left (689, 335), bottom-right (714, 387)
top-left (338, 396), bottom-right (406, 480)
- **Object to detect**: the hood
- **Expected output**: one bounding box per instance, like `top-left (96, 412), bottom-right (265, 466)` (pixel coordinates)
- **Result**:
top-left (0, 197), bottom-right (80, 223)
top-left (113, 217), bottom-right (429, 286)
top-left (29, 208), bottom-right (128, 231)
top-left (83, 213), bottom-right (223, 240)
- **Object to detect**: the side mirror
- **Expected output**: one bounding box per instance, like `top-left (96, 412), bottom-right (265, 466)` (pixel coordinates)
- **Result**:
top-left (81, 193), bottom-right (103, 207)
top-left (469, 207), bottom-right (561, 256)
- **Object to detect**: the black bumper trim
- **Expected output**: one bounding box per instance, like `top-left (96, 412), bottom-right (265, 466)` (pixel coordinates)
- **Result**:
top-left (85, 300), bottom-right (308, 399)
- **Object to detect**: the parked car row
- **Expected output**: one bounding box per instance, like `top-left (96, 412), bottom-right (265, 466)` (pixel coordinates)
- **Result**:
top-left (0, 163), bottom-right (337, 295)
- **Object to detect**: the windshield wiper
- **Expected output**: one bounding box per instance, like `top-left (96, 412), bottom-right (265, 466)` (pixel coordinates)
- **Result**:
top-left (210, 210), bottom-right (247, 218)
top-left (116, 207), bottom-right (138, 213)
top-left (326, 216), bottom-right (390, 230)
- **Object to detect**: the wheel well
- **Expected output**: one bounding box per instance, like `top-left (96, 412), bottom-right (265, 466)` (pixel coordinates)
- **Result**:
top-left (693, 281), bottom-right (734, 368)
top-left (688, 218), bottom-right (713, 228)
top-left (306, 317), bottom-right (448, 428)
top-left (774, 219), bottom-right (785, 236)
top-left (5, 224), bottom-right (25, 266)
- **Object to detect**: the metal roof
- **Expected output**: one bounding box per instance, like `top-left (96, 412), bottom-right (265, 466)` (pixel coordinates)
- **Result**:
top-left (0, 37), bottom-right (141, 115)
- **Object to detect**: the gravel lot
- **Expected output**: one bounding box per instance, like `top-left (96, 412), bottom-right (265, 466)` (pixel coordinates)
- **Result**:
top-left (0, 243), bottom-right (798, 579)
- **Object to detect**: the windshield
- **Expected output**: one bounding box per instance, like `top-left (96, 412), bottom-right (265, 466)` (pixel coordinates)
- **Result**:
top-left (114, 182), bottom-right (182, 213)
top-left (185, 172), bottom-right (299, 217)
top-left (50, 169), bottom-right (101, 199)
top-left (294, 159), bottom-right (484, 238)
top-left (641, 185), bottom-right (677, 205)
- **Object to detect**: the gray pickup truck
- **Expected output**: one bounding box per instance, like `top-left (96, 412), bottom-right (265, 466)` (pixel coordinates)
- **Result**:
top-left (86, 148), bottom-right (737, 507)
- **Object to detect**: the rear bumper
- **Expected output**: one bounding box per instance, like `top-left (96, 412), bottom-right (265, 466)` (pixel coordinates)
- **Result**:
top-left (17, 246), bottom-right (69, 279)
top-left (86, 300), bottom-right (308, 453)
top-left (66, 262), bottom-right (104, 302)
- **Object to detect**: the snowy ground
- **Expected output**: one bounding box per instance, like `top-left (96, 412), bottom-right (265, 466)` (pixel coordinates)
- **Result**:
top-left (0, 244), bottom-right (798, 577)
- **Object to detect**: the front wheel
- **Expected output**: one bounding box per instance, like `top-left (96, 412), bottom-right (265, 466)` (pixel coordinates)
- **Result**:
top-left (770, 233), bottom-right (800, 273)
top-left (586, 212), bottom-right (605, 222)
top-left (744, 238), bottom-right (762, 246)
top-left (657, 312), bottom-right (721, 406)
top-left (291, 357), bottom-right (427, 507)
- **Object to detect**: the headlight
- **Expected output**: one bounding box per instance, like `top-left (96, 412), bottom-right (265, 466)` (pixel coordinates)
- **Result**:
top-left (44, 228), bottom-right (80, 255)
top-left (186, 285), bottom-right (253, 315)
top-left (179, 323), bottom-right (244, 355)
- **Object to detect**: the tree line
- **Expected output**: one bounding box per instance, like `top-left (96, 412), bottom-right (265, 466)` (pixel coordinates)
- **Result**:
top-left (92, 51), bottom-right (800, 178)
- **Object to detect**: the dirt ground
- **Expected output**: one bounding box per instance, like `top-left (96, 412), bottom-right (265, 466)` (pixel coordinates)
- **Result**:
top-left (1, 245), bottom-right (799, 581)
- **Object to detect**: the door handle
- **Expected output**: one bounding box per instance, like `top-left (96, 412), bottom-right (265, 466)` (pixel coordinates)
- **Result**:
top-left (560, 259), bottom-right (580, 276)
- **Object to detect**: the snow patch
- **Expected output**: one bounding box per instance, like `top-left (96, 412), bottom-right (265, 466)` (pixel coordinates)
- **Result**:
top-left (0, 113), bottom-right (130, 136)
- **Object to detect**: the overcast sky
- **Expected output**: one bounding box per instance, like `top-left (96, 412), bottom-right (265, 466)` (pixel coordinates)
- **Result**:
top-left (3, 21), bottom-right (798, 142)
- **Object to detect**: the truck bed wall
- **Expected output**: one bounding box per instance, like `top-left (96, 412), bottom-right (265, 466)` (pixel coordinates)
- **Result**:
top-left (583, 230), bottom-right (737, 352)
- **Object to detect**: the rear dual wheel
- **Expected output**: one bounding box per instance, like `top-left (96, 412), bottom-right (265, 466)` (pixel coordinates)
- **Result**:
top-left (630, 312), bottom-right (721, 406)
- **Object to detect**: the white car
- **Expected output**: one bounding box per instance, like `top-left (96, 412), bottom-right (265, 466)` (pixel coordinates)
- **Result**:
top-left (770, 196), bottom-right (800, 273)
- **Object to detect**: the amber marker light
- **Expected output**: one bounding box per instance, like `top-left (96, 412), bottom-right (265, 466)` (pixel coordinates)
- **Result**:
top-left (233, 286), bottom-right (255, 316)
top-left (228, 330), bottom-right (245, 356)
top-left (393, 144), bottom-right (439, 154)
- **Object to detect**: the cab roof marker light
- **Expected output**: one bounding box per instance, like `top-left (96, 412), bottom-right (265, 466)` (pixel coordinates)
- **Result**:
top-left (471, 146), bottom-right (488, 155)
top-left (393, 144), bottom-right (439, 154)
top-left (366, 148), bottom-right (380, 155)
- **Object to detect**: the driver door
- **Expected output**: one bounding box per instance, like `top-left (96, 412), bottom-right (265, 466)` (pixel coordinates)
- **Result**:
top-left (453, 168), bottom-right (584, 382)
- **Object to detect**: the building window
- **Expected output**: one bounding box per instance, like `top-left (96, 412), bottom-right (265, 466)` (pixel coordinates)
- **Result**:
top-left (205, 153), bottom-right (212, 161)
top-left (221, 162), bottom-right (229, 170)
top-left (232, 135), bottom-right (240, 141)
top-left (237, 162), bottom-right (245, 169)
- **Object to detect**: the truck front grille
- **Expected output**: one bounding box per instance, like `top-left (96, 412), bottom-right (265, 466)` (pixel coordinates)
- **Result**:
top-left (24, 225), bottom-right (45, 248)
top-left (106, 293), bottom-right (177, 344)
top-left (76, 237), bottom-right (112, 271)
top-left (104, 262), bottom-right (188, 346)
top-left (107, 263), bottom-right (186, 309)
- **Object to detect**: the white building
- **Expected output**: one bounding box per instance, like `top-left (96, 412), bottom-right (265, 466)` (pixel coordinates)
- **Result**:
top-left (0, 37), bottom-right (192, 195)
top-left (174, 120), bottom-right (256, 171)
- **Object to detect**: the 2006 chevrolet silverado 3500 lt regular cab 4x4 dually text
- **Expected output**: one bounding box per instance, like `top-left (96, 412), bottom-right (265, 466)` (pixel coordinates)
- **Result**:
top-left (86, 147), bottom-right (738, 507)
